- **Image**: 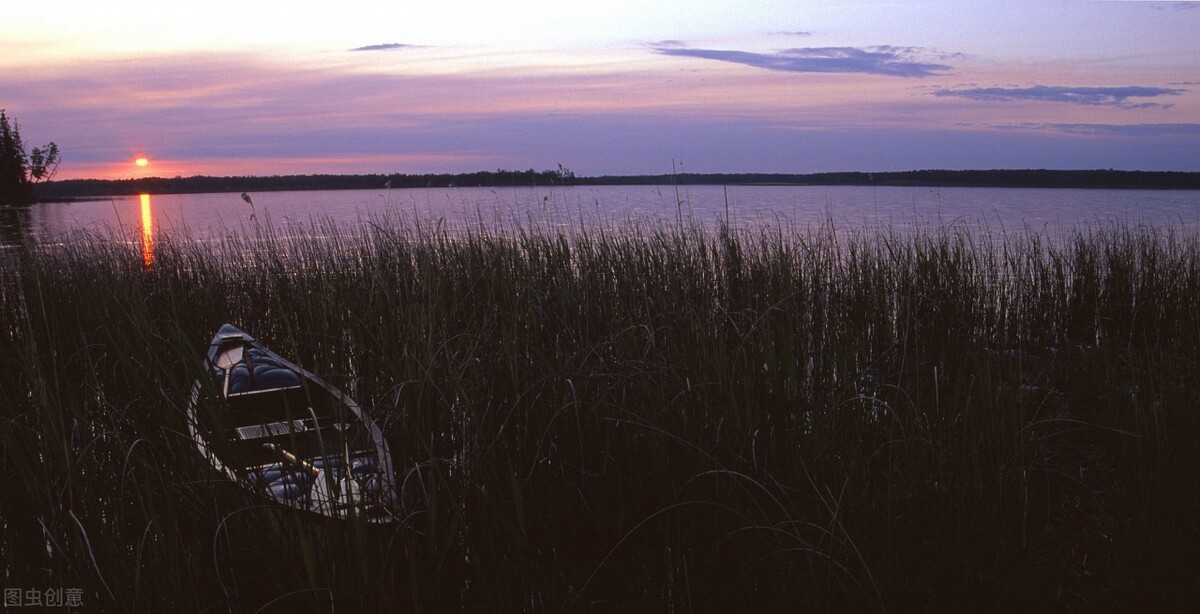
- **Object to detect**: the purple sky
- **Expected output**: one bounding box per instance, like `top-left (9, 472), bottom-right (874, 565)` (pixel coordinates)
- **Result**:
top-left (3, 1), bottom-right (1198, 179)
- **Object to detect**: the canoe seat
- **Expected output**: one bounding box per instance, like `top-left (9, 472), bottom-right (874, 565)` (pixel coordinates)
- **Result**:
top-left (235, 419), bottom-right (309, 441)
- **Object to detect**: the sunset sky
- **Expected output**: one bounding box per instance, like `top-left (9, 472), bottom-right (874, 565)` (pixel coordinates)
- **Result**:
top-left (3, 0), bottom-right (1199, 180)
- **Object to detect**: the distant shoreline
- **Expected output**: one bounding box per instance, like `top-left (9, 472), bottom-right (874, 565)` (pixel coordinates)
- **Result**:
top-left (34, 169), bottom-right (1200, 201)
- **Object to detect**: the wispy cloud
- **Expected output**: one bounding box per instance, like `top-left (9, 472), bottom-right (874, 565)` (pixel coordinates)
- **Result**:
top-left (652, 45), bottom-right (952, 78)
top-left (348, 43), bottom-right (417, 52)
top-left (933, 85), bottom-right (1185, 109)
top-left (995, 122), bottom-right (1200, 137)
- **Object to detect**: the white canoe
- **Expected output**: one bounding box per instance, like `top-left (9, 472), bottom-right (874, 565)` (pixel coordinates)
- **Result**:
top-left (187, 323), bottom-right (399, 522)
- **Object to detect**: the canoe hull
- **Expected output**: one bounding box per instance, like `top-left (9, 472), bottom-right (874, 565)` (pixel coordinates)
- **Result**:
top-left (187, 324), bottom-right (398, 522)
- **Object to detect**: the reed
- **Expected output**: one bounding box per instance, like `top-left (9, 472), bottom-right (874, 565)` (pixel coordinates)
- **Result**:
top-left (2, 215), bottom-right (1198, 611)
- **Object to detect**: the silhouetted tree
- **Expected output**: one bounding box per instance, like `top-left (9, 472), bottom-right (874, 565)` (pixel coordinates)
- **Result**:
top-left (0, 110), bottom-right (59, 206)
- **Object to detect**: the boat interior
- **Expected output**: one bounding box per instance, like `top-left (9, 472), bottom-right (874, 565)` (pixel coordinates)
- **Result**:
top-left (192, 329), bottom-right (393, 513)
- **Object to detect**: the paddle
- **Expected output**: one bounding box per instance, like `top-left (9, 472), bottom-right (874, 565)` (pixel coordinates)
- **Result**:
top-left (262, 442), bottom-right (320, 477)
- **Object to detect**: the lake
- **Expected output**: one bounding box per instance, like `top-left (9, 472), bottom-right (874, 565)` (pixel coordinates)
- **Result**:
top-left (6, 184), bottom-right (1200, 247)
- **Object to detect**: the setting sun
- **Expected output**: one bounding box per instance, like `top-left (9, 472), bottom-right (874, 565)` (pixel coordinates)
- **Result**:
top-left (135, 157), bottom-right (149, 167)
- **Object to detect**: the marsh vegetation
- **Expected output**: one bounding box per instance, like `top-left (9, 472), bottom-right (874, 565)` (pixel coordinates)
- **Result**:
top-left (2, 215), bottom-right (1199, 611)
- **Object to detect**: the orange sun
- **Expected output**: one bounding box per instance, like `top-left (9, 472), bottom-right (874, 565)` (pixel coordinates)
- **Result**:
top-left (135, 157), bottom-right (149, 167)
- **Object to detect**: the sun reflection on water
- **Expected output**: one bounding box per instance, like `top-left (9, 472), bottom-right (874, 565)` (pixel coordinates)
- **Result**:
top-left (139, 193), bottom-right (154, 269)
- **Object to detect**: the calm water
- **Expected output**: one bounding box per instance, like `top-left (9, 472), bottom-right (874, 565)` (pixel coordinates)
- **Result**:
top-left (6, 185), bottom-right (1200, 247)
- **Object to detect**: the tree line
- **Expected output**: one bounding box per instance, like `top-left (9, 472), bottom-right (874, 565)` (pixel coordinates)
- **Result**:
top-left (34, 168), bottom-right (580, 200)
top-left (588, 169), bottom-right (1200, 190)
top-left (37, 168), bottom-right (1200, 200)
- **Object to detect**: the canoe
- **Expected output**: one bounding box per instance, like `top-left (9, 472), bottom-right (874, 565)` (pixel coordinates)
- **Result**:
top-left (186, 324), bottom-right (398, 521)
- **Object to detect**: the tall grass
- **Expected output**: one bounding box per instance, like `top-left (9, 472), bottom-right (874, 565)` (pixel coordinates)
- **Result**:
top-left (2, 215), bottom-right (1199, 611)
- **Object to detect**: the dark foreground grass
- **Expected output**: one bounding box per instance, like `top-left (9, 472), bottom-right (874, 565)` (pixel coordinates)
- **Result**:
top-left (2, 217), bottom-right (1199, 612)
